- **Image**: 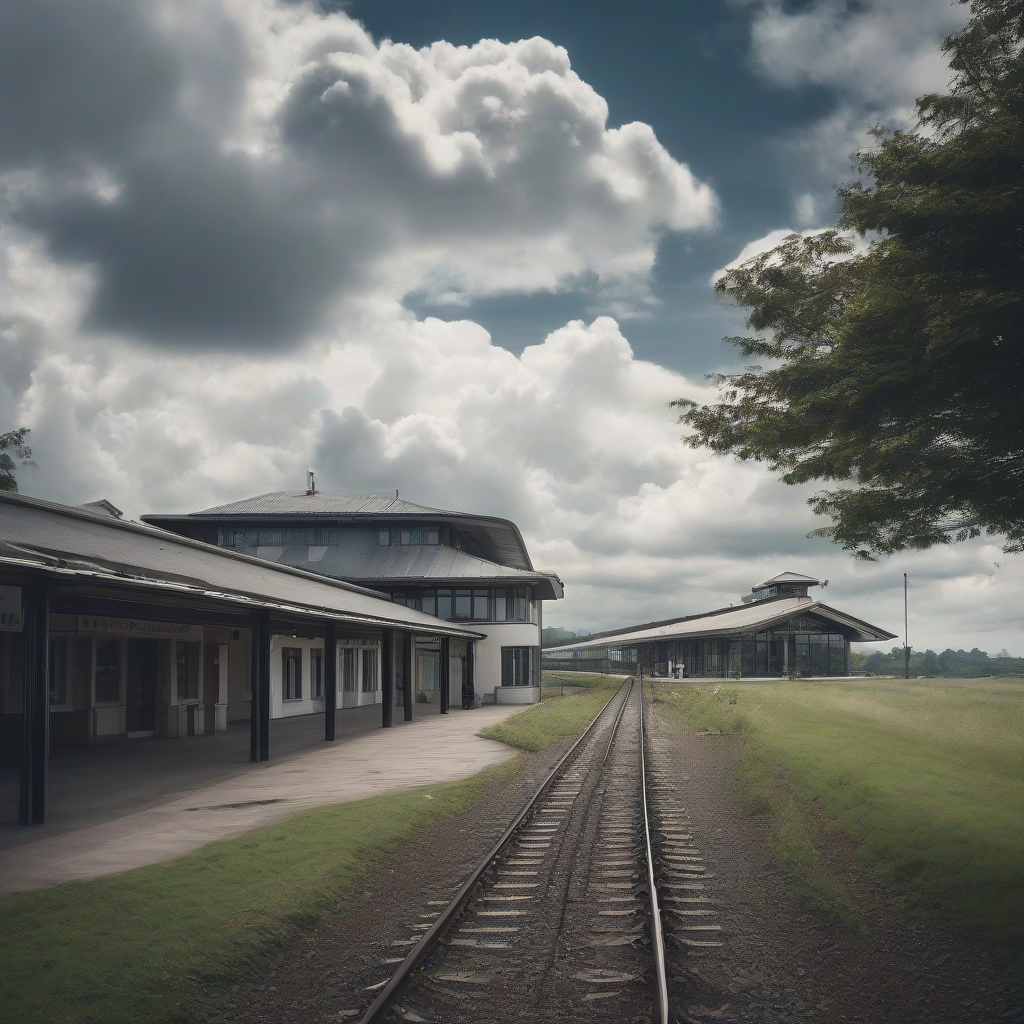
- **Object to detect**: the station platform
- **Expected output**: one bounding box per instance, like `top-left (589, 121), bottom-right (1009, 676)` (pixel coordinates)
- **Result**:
top-left (0, 703), bottom-right (521, 894)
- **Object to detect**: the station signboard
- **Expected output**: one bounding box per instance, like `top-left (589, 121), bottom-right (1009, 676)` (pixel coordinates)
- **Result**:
top-left (77, 615), bottom-right (203, 640)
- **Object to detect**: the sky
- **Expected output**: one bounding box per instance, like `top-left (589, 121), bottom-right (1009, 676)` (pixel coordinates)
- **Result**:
top-left (3, 0), bottom-right (1020, 656)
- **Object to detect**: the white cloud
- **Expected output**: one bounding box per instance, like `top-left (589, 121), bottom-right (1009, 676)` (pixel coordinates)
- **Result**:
top-left (3, 0), bottom-right (1024, 658)
top-left (747, 0), bottom-right (969, 180)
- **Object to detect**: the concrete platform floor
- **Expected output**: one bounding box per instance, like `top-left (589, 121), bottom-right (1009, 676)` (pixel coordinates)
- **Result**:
top-left (0, 702), bottom-right (522, 894)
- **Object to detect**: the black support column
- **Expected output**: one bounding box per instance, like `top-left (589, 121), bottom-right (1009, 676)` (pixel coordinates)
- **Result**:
top-left (464, 640), bottom-right (475, 709)
top-left (19, 584), bottom-right (49, 825)
top-left (440, 635), bottom-right (450, 714)
top-left (403, 632), bottom-right (414, 721)
top-left (324, 620), bottom-right (337, 741)
top-left (381, 629), bottom-right (394, 728)
top-left (249, 610), bottom-right (271, 762)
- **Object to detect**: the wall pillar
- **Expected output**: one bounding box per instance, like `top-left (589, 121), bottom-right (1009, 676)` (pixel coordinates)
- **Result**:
top-left (324, 620), bottom-right (337, 741)
top-left (440, 635), bottom-right (450, 714)
top-left (19, 584), bottom-right (49, 825)
top-left (249, 610), bottom-right (271, 762)
top-left (465, 640), bottom-right (475, 709)
top-left (403, 632), bottom-right (414, 721)
top-left (381, 629), bottom-right (394, 728)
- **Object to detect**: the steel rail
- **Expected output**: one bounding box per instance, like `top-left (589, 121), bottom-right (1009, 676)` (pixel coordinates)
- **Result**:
top-left (639, 672), bottom-right (670, 1024)
top-left (356, 678), bottom-right (632, 1024)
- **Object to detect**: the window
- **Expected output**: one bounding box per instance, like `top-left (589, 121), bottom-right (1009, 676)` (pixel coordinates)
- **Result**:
top-left (49, 638), bottom-right (68, 705)
top-left (421, 590), bottom-right (437, 616)
top-left (501, 646), bottom-right (538, 687)
top-left (341, 648), bottom-right (356, 692)
top-left (378, 529), bottom-right (391, 546)
top-left (436, 589), bottom-right (452, 620)
top-left (96, 640), bottom-right (121, 703)
top-left (311, 649), bottom-right (324, 698)
top-left (493, 588), bottom-right (506, 621)
top-left (283, 647), bottom-right (303, 700)
top-left (454, 588), bottom-right (472, 619)
top-left (398, 528), bottom-right (439, 545)
top-left (174, 641), bottom-right (199, 700)
top-left (361, 648), bottom-right (378, 692)
top-left (472, 588), bottom-right (489, 619)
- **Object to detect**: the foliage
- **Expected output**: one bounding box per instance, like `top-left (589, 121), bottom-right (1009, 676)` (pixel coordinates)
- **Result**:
top-left (676, 0), bottom-right (1024, 554)
top-left (853, 644), bottom-right (1024, 677)
top-left (0, 770), bottom-right (510, 1024)
top-left (657, 678), bottom-right (1024, 947)
top-left (0, 428), bottom-right (32, 493)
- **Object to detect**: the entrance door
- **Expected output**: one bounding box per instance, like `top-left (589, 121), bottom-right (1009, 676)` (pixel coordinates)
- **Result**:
top-left (126, 639), bottom-right (158, 734)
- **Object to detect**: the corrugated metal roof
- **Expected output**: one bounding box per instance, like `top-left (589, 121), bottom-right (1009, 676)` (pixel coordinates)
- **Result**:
top-left (0, 492), bottom-right (484, 638)
top-left (195, 492), bottom-right (449, 516)
top-left (546, 596), bottom-right (895, 650)
top-left (245, 529), bottom-right (562, 599)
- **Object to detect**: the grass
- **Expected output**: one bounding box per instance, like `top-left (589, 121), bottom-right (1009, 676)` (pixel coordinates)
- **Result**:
top-left (479, 679), bottom-right (619, 752)
top-left (0, 765), bottom-right (511, 1024)
top-left (0, 683), bottom-right (621, 1024)
top-left (655, 678), bottom-right (1024, 949)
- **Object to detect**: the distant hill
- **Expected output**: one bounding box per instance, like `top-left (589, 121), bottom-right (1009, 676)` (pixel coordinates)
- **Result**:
top-left (853, 646), bottom-right (1024, 678)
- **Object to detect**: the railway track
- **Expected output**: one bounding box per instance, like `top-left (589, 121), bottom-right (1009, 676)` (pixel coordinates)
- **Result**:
top-left (357, 676), bottom-right (716, 1024)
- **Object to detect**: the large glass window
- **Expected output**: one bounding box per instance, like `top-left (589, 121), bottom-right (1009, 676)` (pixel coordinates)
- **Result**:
top-left (454, 588), bottom-right (472, 618)
top-left (49, 637), bottom-right (68, 705)
top-left (501, 646), bottom-right (539, 686)
top-left (96, 640), bottom-right (121, 703)
top-left (283, 647), bottom-right (303, 700)
top-left (397, 585), bottom-right (531, 622)
top-left (311, 649), bottom-right (324, 698)
top-left (472, 589), bottom-right (489, 619)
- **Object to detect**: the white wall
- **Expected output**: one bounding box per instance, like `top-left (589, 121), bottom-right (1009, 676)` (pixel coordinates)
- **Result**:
top-left (472, 621), bottom-right (541, 700)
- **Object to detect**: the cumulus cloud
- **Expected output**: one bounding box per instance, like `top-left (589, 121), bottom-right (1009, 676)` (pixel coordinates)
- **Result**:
top-left (744, 0), bottom-right (969, 181)
top-left (0, 0), bottom-right (714, 351)
top-left (3, 0), bottom-right (1023, 655)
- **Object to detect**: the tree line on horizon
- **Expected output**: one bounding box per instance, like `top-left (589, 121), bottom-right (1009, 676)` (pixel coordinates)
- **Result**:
top-left (853, 645), bottom-right (1024, 678)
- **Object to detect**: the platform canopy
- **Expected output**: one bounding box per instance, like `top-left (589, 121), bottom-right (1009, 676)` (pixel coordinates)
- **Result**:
top-left (546, 594), bottom-right (896, 653)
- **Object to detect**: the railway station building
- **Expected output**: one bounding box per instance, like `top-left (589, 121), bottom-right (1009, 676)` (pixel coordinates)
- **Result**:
top-left (0, 491), bottom-right (485, 826)
top-left (143, 491), bottom-right (563, 707)
top-left (544, 572), bottom-right (895, 678)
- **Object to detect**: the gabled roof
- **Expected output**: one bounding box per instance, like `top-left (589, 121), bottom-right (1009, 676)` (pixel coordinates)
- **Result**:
top-left (545, 596), bottom-right (895, 651)
top-left (144, 491), bottom-right (539, 573)
top-left (0, 492), bottom-right (484, 638)
top-left (197, 492), bottom-right (444, 516)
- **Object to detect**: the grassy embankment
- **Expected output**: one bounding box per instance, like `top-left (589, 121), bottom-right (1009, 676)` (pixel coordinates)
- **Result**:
top-left (0, 687), bottom-right (613, 1024)
top-left (655, 678), bottom-right (1024, 951)
top-left (479, 674), bottom-right (620, 751)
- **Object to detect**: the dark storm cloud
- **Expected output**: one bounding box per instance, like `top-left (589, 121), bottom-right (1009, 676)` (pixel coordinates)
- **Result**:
top-left (32, 147), bottom-right (362, 349)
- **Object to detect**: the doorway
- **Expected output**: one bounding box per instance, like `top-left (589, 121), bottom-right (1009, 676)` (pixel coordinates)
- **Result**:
top-left (416, 647), bottom-right (440, 703)
top-left (126, 639), bottom-right (158, 734)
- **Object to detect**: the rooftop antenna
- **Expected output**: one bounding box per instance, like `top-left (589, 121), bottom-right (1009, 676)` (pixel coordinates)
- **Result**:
top-left (306, 469), bottom-right (316, 495)
top-left (395, 488), bottom-right (399, 499)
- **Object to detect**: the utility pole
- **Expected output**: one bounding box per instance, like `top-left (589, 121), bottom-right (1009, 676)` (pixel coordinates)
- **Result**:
top-left (904, 572), bottom-right (910, 679)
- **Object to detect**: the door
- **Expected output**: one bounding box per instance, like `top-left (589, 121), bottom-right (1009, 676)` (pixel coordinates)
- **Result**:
top-left (341, 648), bottom-right (358, 709)
top-left (416, 648), bottom-right (440, 702)
top-left (126, 639), bottom-right (158, 733)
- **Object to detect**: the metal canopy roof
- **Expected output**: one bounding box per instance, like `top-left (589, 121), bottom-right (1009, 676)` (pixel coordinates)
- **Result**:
top-left (0, 492), bottom-right (484, 638)
top-left (546, 596), bottom-right (896, 651)
top-left (237, 533), bottom-right (563, 600)
top-left (145, 491), bottom-right (541, 573)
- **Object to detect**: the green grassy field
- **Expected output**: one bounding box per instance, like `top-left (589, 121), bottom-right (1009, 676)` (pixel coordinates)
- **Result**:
top-left (655, 678), bottom-right (1024, 949)
top-left (0, 686), bottom-right (616, 1024)
top-left (479, 679), bottom-right (618, 752)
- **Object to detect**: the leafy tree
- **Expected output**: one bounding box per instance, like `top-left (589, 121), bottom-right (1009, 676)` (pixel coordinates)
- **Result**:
top-left (677, 0), bottom-right (1024, 554)
top-left (0, 428), bottom-right (32, 493)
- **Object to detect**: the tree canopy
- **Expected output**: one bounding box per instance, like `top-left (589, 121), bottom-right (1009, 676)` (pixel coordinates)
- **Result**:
top-left (0, 428), bottom-right (33, 493)
top-left (677, 0), bottom-right (1024, 554)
